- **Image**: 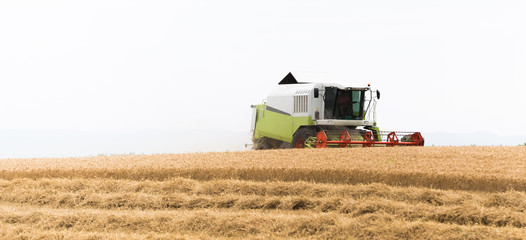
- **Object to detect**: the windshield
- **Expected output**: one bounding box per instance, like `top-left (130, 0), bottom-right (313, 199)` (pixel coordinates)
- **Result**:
top-left (324, 87), bottom-right (364, 120)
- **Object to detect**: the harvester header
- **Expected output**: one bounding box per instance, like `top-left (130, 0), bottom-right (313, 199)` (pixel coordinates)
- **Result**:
top-left (250, 72), bottom-right (424, 149)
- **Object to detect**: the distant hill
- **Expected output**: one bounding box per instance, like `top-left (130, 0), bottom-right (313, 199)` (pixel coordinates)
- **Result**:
top-left (423, 131), bottom-right (525, 146)
top-left (0, 129), bottom-right (523, 159)
top-left (0, 129), bottom-right (252, 159)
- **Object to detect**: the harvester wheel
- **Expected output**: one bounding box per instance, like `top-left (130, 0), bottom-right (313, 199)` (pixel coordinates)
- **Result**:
top-left (292, 128), bottom-right (316, 148)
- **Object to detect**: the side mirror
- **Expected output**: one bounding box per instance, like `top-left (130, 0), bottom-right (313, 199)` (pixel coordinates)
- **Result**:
top-left (376, 90), bottom-right (380, 99)
top-left (314, 88), bottom-right (319, 98)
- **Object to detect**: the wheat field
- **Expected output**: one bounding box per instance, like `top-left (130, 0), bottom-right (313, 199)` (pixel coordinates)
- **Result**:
top-left (1, 146), bottom-right (525, 239)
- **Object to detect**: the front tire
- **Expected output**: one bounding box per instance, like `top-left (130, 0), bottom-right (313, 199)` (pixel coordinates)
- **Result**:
top-left (292, 128), bottom-right (317, 148)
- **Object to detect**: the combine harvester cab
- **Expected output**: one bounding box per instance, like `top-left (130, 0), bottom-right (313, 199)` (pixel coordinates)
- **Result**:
top-left (250, 72), bottom-right (424, 149)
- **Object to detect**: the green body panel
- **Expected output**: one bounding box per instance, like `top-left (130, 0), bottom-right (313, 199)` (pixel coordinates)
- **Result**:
top-left (365, 126), bottom-right (381, 141)
top-left (254, 104), bottom-right (313, 143)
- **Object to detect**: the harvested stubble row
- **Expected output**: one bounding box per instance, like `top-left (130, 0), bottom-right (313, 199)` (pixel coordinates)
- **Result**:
top-left (0, 146), bottom-right (525, 239)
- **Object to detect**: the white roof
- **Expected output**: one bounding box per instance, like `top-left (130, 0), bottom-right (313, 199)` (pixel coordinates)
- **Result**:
top-left (275, 72), bottom-right (370, 93)
top-left (287, 71), bottom-right (331, 83)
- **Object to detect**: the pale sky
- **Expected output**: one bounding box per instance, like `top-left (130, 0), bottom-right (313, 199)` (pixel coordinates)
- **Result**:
top-left (1, 1), bottom-right (525, 157)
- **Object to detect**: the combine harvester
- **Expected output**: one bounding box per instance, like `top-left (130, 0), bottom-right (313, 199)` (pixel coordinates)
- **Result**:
top-left (250, 72), bottom-right (424, 149)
